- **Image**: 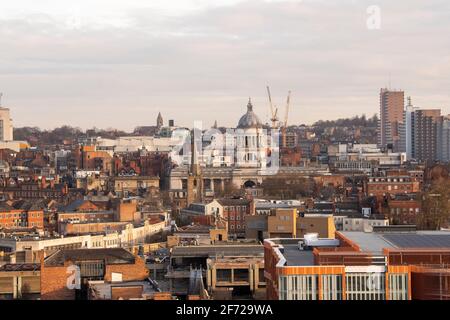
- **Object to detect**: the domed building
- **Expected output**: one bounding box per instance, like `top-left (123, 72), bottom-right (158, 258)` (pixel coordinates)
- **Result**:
top-left (235, 98), bottom-right (267, 168)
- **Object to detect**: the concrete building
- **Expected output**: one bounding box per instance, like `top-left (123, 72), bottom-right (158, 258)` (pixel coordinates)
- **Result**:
top-left (166, 243), bottom-right (263, 298)
top-left (207, 255), bottom-right (265, 300)
top-left (0, 219), bottom-right (166, 256)
top-left (378, 88), bottom-right (404, 151)
top-left (399, 97), bottom-right (418, 159)
top-left (439, 115), bottom-right (450, 162)
top-left (329, 143), bottom-right (406, 174)
top-left (0, 107), bottom-right (13, 141)
top-left (412, 109), bottom-right (442, 163)
top-left (0, 263), bottom-right (40, 299)
top-left (113, 176), bottom-right (159, 197)
top-left (245, 209), bottom-right (335, 241)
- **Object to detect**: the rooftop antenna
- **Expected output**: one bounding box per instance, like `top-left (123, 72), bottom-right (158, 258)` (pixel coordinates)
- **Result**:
top-left (388, 73), bottom-right (392, 90)
top-left (0, 93), bottom-right (3, 107)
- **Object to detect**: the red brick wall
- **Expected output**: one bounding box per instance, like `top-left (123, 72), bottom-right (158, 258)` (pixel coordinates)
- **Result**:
top-left (104, 257), bottom-right (149, 282)
top-left (40, 262), bottom-right (76, 300)
top-left (27, 210), bottom-right (44, 228)
top-left (0, 209), bottom-right (43, 229)
top-left (41, 256), bottom-right (148, 300)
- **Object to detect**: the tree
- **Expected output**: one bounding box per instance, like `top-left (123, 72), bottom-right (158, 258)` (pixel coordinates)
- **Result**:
top-left (261, 177), bottom-right (315, 199)
top-left (420, 179), bottom-right (450, 230)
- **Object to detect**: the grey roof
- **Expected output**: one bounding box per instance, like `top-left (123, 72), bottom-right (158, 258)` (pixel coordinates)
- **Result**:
top-left (341, 231), bottom-right (450, 253)
top-left (62, 199), bottom-right (87, 212)
top-left (12, 199), bottom-right (46, 211)
top-left (382, 233), bottom-right (450, 249)
top-left (171, 245), bottom-right (263, 258)
top-left (0, 202), bottom-right (13, 212)
top-left (282, 244), bottom-right (315, 266)
top-left (44, 248), bottom-right (136, 267)
top-left (340, 232), bottom-right (396, 254)
top-left (217, 198), bottom-right (251, 206)
top-left (237, 99), bottom-right (262, 129)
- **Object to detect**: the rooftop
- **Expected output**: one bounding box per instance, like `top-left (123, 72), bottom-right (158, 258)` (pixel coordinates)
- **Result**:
top-left (0, 263), bottom-right (40, 272)
top-left (341, 230), bottom-right (450, 254)
top-left (282, 244), bottom-right (315, 266)
top-left (44, 248), bottom-right (136, 267)
top-left (171, 244), bottom-right (263, 258)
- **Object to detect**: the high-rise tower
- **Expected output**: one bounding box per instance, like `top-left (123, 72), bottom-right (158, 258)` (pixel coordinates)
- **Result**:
top-left (378, 88), bottom-right (404, 151)
top-left (0, 106), bottom-right (14, 141)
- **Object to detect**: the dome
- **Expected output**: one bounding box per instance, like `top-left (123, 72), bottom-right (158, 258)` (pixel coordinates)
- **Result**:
top-left (237, 98), bottom-right (262, 129)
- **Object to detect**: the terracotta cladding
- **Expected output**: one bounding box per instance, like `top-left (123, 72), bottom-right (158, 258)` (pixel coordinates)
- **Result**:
top-left (411, 271), bottom-right (450, 300)
top-left (385, 249), bottom-right (450, 265)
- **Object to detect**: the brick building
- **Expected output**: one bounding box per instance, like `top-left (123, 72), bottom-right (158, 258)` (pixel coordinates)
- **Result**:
top-left (366, 176), bottom-right (420, 201)
top-left (217, 198), bottom-right (254, 237)
top-left (385, 194), bottom-right (421, 225)
top-left (0, 202), bottom-right (44, 229)
top-left (40, 248), bottom-right (149, 300)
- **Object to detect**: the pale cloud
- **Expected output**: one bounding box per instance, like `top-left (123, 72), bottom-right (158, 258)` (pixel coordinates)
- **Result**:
top-left (0, 0), bottom-right (449, 130)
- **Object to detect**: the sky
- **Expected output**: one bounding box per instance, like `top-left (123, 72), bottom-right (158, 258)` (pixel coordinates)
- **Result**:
top-left (0, 0), bottom-right (449, 131)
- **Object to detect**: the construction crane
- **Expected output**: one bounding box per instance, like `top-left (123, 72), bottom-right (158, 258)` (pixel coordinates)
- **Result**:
top-left (266, 86), bottom-right (279, 128)
top-left (281, 90), bottom-right (291, 148)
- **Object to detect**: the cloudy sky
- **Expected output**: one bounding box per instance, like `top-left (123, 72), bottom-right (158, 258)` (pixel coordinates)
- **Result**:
top-left (0, 0), bottom-right (449, 130)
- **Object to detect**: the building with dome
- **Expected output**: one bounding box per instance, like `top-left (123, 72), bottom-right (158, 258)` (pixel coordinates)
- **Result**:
top-left (235, 98), bottom-right (267, 168)
top-left (167, 98), bottom-right (329, 202)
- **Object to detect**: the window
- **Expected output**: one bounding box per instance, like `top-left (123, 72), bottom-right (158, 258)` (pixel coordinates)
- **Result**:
top-left (279, 275), bottom-right (319, 300)
top-left (321, 275), bottom-right (343, 300)
top-left (345, 273), bottom-right (385, 300)
top-left (389, 274), bottom-right (408, 300)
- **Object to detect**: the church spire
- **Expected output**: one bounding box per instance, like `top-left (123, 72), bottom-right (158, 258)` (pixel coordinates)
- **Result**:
top-left (157, 112), bottom-right (163, 129)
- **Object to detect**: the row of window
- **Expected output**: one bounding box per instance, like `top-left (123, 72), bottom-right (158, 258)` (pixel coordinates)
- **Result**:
top-left (226, 214), bottom-right (243, 221)
top-left (369, 185), bottom-right (412, 191)
top-left (390, 208), bottom-right (420, 214)
top-left (0, 222), bottom-right (41, 228)
top-left (279, 273), bottom-right (408, 300)
top-left (0, 213), bottom-right (41, 218)
top-left (369, 178), bottom-right (411, 182)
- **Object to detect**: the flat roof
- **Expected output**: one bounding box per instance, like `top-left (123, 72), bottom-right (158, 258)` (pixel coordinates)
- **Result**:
top-left (44, 248), bottom-right (136, 267)
top-left (341, 232), bottom-right (396, 254)
top-left (382, 232), bottom-right (450, 248)
top-left (341, 231), bottom-right (450, 254)
top-left (282, 244), bottom-right (315, 266)
top-left (171, 245), bottom-right (263, 258)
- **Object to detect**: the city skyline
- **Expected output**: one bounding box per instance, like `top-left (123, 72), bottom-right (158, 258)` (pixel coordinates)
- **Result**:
top-left (0, 0), bottom-right (449, 130)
